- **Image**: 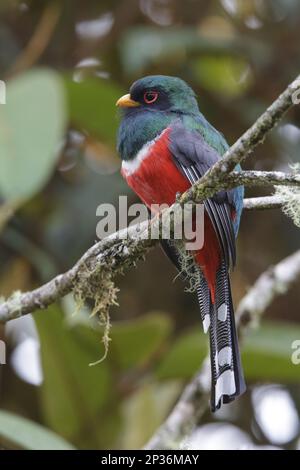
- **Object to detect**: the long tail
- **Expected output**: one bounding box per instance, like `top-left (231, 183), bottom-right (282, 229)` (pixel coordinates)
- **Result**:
top-left (197, 261), bottom-right (246, 411)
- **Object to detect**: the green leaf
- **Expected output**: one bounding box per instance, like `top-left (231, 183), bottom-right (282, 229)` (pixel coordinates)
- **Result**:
top-left (35, 305), bottom-right (115, 449)
top-left (109, 312), bottom-right (173, 370)
top-left (120, 381), bottom-right (182, 449)
top-left (65, 311), bottom-right (173, 371)
top-left (0, 68), bottom-right (66, 201)
top-left (242, 322), bottom-right (300, 382)
top-left (62, 306), bottom-right (173, 371)
top-left (64, 76), bottom-right (123, 144)
top-left (35, 308), bottom-right (173, 448)
top-left (156, 329), bottom-right (208, 380)
top-left (0, 410), bottom-right (75, 450)
top-left (193, 56), bottom-right (252, 97)
top-left (156, 321), bottom-right (300, 383)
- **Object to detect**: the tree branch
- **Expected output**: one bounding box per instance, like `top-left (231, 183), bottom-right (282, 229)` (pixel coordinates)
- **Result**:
top-left (236, 249), bottom-right (300, 329)
top-left (0, 189), bottom-right (296, 323)
top-left (144, 249), bottom-right (300, 450)
top-left (225, 170), bottom-right (300, 189)
top-left (0, 73), bottom-right (299, 323)
top-left (7, 3), bottom-right (61, 78)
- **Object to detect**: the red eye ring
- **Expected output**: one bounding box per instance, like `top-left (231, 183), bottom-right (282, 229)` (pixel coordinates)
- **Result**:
top-left (144, 91), bottom-right (158, 104)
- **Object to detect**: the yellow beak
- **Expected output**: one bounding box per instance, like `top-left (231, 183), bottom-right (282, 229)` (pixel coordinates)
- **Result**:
top-left (116, 93), bottom-right (140, 108)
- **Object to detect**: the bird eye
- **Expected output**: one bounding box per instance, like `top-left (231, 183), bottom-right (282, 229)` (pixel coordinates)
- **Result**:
top-left (143, 91), bottom-right (158, 104)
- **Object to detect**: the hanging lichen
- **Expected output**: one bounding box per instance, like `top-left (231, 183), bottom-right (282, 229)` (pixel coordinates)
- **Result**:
top-left (73, 259), bottom-right (119, 366)
top-left (171, 240), bottom-right (202, 293)
top-left (275, 164), bottom-right (300, 228)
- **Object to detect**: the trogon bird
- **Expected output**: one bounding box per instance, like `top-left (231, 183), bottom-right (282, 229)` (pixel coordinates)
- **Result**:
top-left (116, 75), bottom-right (246, 411)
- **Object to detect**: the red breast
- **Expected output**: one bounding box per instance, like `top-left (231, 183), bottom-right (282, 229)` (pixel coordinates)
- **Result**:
top-left (121, 128), bottom-right (221, 302)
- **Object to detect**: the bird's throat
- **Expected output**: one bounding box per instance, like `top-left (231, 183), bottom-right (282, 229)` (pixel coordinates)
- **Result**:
top-left (117, 109), bottom-right (174, 161)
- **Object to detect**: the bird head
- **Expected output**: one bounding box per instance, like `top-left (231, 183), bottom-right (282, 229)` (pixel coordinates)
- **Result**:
top-left (116, 75), bottom-right (199, 161)
top-left (116, 75), bottom-right (199, 116)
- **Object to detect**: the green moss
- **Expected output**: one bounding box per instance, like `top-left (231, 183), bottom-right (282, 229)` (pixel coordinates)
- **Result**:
top-left (73, 261), bottom-right (119, 365)
top-left (275, 164), bottom-right (300, 228)
top-left (172, 240), bottom-right (201, 293)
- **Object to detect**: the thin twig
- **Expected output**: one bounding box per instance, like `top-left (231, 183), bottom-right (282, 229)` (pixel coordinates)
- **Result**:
top-left (225, 170), bottom-right (300, 189)
top-left (7, 2), bottom-right (61, 78)
top-left (144, 249), bottom-right (300, 450)
top-left (236, 249), bottom-right (300, 329)
top-left (243, 195), bottom-right (284, 210)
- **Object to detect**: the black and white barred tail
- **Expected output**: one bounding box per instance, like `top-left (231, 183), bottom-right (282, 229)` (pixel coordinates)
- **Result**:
top-left (197, 261), bottom-right (246, 411)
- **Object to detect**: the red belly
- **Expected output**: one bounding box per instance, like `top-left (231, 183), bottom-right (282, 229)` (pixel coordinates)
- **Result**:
top-left (121, 129), bottom-right (221, 302)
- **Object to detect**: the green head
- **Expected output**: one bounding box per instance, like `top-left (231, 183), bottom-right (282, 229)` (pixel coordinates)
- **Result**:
top-left (117, 75), bottom-right (199, 115)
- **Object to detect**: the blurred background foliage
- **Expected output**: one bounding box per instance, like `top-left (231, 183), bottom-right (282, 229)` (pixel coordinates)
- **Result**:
top-left (0, 0), bottom-right (300, 450)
